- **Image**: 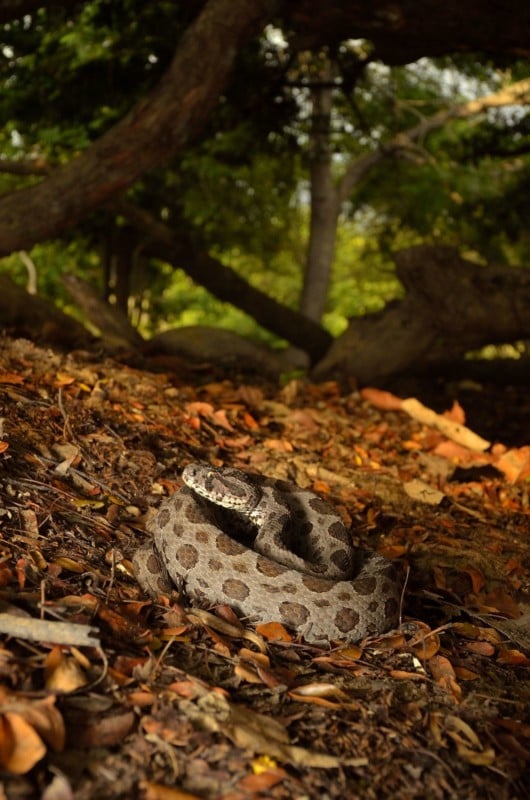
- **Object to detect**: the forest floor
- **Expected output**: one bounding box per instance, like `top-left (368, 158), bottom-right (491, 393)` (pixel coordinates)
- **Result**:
top-left (0, 335), bottom-right (529, 800)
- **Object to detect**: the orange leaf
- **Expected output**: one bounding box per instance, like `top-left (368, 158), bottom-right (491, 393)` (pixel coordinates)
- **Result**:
top-left (389, 670), bottom-right (429, 681)
top-left (361, 387), bottom-right (403, 410)
top-left (496, 648), bottom-right (530, 666)
top-left (444, 401), bottom-right (466, 424)
top-left (262, 438), bottom-right (294, 452)
top-left (255, 621), bottom-right (292, 642)
top-left (211, 409), bottom-right (235, 431)
top-left (140, 781), bottom-right (202, 800)
top-left (185, 401), bottom-right (214, 417)
top-left (465, 567), bottom-right (486, 594)
top-left (0, 713), bottom-right (45, 774)
top-left (495, 446), bottom-right (530, 483)
top-left (0, 372), bottom-right (24, 385)
top-left (453, 667), bottom-right (480, 681)
top-left (242, 412), bottom-right (259, 430)
top-left (429, 655), bottom-right (462, 702)
top-left (464, 641), bottom-right (496, 657)
top-left (238, 768), bottom-right (286, 792)
top-left (433, 440), bottom-right (490, 464)
top-left (54, 373), bottom-right (76, 387)
top-left (477, 589), bottom-right (521, 618)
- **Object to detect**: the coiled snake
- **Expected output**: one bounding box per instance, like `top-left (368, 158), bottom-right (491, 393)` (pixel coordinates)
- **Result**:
top-left (133, 463), bottom-right (401, 642)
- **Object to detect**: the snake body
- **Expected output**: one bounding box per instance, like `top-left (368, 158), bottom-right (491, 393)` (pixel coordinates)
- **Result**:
top-left (134, 464), bottom-right (401, 643)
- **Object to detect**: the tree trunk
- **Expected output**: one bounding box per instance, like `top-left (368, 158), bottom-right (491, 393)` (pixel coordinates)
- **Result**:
top-left (299, 58), bottom-right (340, 321)
top-left (312, 246), bottom-right (530, 383)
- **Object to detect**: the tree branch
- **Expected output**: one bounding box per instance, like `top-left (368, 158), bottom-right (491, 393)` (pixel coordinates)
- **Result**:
top-left (118, 201), bottom-right (333, 361)
top-left (337, 78), bottom-right (530, 203)
top-left (0, 0), bottom-right (277, 257)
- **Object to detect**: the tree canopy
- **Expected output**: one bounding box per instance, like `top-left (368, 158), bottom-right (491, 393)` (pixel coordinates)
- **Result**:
top-left (1, 0), bottom-right (530, 379)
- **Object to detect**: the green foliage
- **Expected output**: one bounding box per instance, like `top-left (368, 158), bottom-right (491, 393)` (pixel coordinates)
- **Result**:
top-left (1, 4), bottom-right (530, 350)
top-left (0, 238), bottom-right (101, 323)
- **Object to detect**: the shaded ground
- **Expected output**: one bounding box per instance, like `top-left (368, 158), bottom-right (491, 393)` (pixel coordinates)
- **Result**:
top-left (0, 336), bottom-right (529, 799)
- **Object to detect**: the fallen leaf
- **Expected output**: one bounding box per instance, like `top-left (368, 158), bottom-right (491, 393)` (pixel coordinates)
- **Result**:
top-left (140, 781), bottom-right (202, 800)
top-left (0, 712), bottom-right (46, 774)
top-left (361, 387), bottom-right (403, 410)
top-left (255, 621), bottom-right (292, 642)
top-left (445, 715), bottom-right (496, 766)
top-left (44, 647), bottom-right (87, 693)
top-left (238, 767), bottom-right (286, 792)
top-left (403, 479), bottom-right (445, 506)
top-left (429, 655), bottom-right (462, 702)
top-left (41, 772), bottom-right (74, 800)
top-left (495, 446), bottom-right (530, 483)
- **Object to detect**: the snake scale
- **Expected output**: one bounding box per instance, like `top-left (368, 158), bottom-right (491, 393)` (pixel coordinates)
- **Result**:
top-left (133, 463), bottom-right (402, 643)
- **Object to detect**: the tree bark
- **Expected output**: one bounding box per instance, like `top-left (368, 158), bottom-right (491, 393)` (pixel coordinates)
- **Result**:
top-left (118, 201), bottom-right (333, 361)
top-left (286, 1), bottom-right (530, 65)
top-left (61, 274), bottom-right (144, 348)
top-left (300, 74), bottom-right (530, 326)
top-left (299, 58), bottom-right (340, 322)
top-left (0, 274), bottom-right (92, 348)
top-left (0, 0), bottom-right (277, 256)
top-left (312, 246), bottom-right (530, 383)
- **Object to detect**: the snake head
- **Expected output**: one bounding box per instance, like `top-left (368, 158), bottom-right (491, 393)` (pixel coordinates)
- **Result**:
top-left (182, 463), bottom-right (262, 513)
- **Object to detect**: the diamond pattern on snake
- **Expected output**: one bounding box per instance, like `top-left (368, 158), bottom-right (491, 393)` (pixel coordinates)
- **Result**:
top-left (133, 463), bottom-right (402, 643)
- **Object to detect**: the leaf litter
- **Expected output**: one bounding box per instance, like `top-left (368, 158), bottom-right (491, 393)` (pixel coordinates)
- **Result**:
top-left (0, 336), bottom-right (529, 799)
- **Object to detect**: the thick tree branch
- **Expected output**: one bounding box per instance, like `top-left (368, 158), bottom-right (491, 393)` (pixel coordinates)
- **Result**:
top-left (312, 246), bottom-right (530, 383)
top-left (0, 158), bottom-right (51, 176)
top-left (118, 201), bottom-right (333, 361)
top-left (0, 0), bottom-right (277, 257)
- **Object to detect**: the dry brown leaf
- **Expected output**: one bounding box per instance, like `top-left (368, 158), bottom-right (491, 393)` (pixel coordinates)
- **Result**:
top-left (41, 772), bottom-right (74, 800)
top-left (361, 387), bottom-right (403, 410)
top-left (181, 691), bottom-right (367, 769)
top-left (262, 438), bottom-right (294, 452)
top-left (495, 446), bottom-right (530, 483)
top-left (238, 767), bottom-right (286, 792)
top-left (140, 781), bottom-right (202, 800)
top-left (465, 641), bottom-right (496, 657)
top-left (453, 667), bottom-right (481, 681)
top-left (72, 711), bottom-right (135, 748)
top-left (429, 655), bottom-right (462, 702)
top-left (445, 715), bottom-right (496, 766)
top-left (44, 647), bottom-right (87, 693)
top-left (496, 647), bottom-right (530, 666)
top-left (433, 440), bottom-right (491, 464)
top-left (234, 663), bottom-right (263, 684)
top-left (0, 372), bottom-right (24, 384)
top-left (408, 623), bottom-right (441, 660)
top-left (211, 409), bottom-right (235, 431)
top-left (452, 623), bottom-right (503, 644)
top-left (403, 479), bottom-right (445, 506)
top-left (288, 682), bottom-right (360, 709)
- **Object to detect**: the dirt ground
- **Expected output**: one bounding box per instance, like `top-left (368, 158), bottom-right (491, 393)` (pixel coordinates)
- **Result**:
top-left (0, 336), bottom-right (529, 799)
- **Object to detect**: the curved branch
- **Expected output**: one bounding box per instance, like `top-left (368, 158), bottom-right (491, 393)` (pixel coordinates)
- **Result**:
top-left (0, 0), bottom-right (276, 257)
top-left (337, 78), bottom-right (530, 203)
top-left (118, 201), bottom-right (333, 361)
